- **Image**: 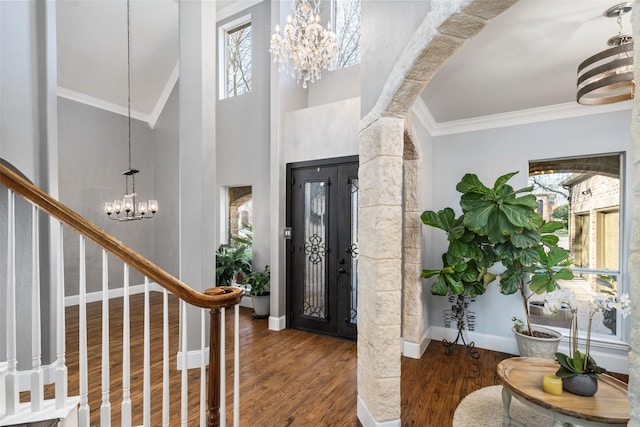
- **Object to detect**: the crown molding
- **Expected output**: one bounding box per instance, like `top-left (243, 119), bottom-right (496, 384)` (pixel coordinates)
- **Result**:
top-left (57, 87), bottom-right (151, 126)
top-left (148, 62), bottom-right (179, 129)
top-left (411, 97), bottom-right (632, 137)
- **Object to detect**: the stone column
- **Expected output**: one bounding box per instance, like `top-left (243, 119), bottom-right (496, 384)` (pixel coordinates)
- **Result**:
top-left (627, 2), bottom-right (640, 423)
top-left (401, 128), bottom-right (423, 351)
top-left (357, 117), bottom-right (404, 424)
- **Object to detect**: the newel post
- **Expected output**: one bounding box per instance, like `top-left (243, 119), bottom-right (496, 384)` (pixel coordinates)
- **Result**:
top-left (208, 307), bottom-right (221, 427)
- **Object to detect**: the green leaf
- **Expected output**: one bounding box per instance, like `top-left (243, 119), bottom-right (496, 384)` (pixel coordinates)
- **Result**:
top-left (555, 366), bottom-right (577, 378)
top-left (456, 173), bottom-right (491, 194)
top-left (468, 281), bottom-right (488, 297)
top-left (545, 246), bottom-right (571, 268)
top-left (529, 272), bottom-right (556, 294)
top-left (572, 351), bottom-right (585, 372)
top-left (494, 211), bottom-right (524, 241)
top-left (499, 269), bottom-right (521, 295)
top-left (555, 353), bottom-right (576, 373)
top-left (503, 194), bottom-right (539, 209)
top-left (552, 268), bottom-right (574, 281)
top-left (510, 228), bottom-right (541, 249)
top-left (540, 220), bottom-right (564, 233)
top-left (500, 203), bottom-right (541, 229)
top-left (421, 208), bottom-right (458, 231)
top-left (492, 171), bottom-right (518, 191)
top-left (448, 239), bottom-right (469, 258)
top-left (541, 234), bottom-right (559, 246)
top-left (421, 269), bottom-right (441, 279)
top-left (431, 275), bottom-right (449, 296)
top-left (461, 198), bottom-right (495, 234)
top-left (445, 274), bottom-right (464, 294)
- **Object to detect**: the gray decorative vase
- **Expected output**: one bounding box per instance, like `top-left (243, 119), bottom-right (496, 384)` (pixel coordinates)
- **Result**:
top-left (562, 374), bottom-right (598, 396)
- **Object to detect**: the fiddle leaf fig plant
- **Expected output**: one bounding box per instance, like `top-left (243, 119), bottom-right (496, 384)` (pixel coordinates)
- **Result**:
top-left (421, 172), bottom-right (573, 336)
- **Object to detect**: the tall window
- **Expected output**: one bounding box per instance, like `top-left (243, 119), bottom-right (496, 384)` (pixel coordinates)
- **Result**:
top-left (528, 154), bottom-right (624, 340)
top-left (227, 186), bottom-right (253, 249)
top-left (332, 0), bottom-right (361, 69)
top-left (220, 16), bottom-right (251, 99)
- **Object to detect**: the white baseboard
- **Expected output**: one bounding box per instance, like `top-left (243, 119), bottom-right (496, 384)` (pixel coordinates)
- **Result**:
top-left (402, 333), bottom-right (430, 359)
top-left (428, 326), bottom-right (630, 374)
top-left (16, 361), bottom-right (57, 392)
top-left (64, 282), bottom-right (163, 306)
top-left (269, 315), bottom-right (286, 331)
top-left (429, 325), bottom-right (519, 355)
top-left (177, 348), bottom-right (210, 370)
top-left (357, 396), bottom-right (400, 427)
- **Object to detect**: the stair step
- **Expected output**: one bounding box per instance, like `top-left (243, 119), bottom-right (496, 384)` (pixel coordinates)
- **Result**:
top-left (0, 397), bottom-right (79, 427)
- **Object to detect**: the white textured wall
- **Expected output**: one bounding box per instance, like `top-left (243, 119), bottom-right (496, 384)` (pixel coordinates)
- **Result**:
top-left (284, 97), bottom-right (360, 164)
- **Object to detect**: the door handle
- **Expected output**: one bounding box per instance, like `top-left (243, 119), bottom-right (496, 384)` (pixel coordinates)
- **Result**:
top-left (338, 267), bottom-right (346, 274)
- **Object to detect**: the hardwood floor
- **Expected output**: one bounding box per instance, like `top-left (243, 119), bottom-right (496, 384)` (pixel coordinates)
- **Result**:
top-left (35, 293), bottom-right (625, 426)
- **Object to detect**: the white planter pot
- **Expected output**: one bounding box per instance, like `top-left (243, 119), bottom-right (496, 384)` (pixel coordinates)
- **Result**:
top-left (512, 326), bottom-right (562, 359)
top-left (252, 293), bottom-right (270, 318)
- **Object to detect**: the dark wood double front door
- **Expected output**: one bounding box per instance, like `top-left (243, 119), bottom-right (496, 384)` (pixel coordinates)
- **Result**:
top-left (286, 157), bottom-right (358, 340)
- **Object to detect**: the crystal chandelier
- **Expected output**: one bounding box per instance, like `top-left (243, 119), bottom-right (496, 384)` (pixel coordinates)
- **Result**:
top-left (269, 0), bottom-right (338, 88)
top-left (577, 2), bottom-right (634, 105)
top-left (104, 0), bottom-right (157, 221)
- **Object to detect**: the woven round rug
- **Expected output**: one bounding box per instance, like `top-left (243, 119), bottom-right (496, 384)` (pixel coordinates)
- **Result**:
top-left (453, 385), bottom-right (556, 427)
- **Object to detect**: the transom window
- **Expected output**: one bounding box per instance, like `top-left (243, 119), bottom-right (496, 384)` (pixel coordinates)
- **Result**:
top-left (331, 0), bottom-right (361, 70)
top-left (220, 15), bottom-right (252, 99)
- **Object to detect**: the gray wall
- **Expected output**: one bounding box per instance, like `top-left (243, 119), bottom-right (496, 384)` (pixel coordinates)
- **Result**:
top-left (1, 0), bottom-right (59, 367)
top-left (217, 1), bottom-right (272, 271)
top-left (360, 0), bottom-right (430, 117)
top-left (0, 1), bottom-right (38, 178)
top-left (152, 84), bottom-right (180, 277)
top-left (57, 97), bottom-right (155, 294)
top-left (422, 110), bottom-right (633, 353)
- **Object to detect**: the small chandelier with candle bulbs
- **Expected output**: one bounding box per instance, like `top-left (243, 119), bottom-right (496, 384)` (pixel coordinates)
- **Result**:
top-left (269, 0), bottom-right (338, 88)
top-left (103, 0), bottom-right (157, 221)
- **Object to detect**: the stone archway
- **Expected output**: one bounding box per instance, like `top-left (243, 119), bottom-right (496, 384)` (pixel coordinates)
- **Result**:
top-left (358, 0), bottom-right (640, 425)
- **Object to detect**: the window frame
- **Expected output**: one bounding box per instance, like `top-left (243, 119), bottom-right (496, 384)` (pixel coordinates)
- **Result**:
top-left (528, 152), bottom-right (628, 346)
top-left (218, 14), bottom-right (252, 100)
top-left (330, 0), bottom-right (361, 71)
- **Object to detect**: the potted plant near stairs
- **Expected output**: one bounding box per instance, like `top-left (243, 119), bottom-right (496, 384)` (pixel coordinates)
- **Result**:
top-left (215, 243), bottom-right (252, 286)
top-left (421, 172), bottom-right (573, 357)
top-left (247, 265), bottom-right (270, 318)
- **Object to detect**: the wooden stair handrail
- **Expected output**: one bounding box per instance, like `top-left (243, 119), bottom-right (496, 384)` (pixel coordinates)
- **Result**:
top-left (0, 161), bottom-right (243, 309)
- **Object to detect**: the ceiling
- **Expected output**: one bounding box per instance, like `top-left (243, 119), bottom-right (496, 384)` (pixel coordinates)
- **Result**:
top-left (421, 0), bottom-right (634, 123)
top-left (55, 0), bottom-right (635, 127)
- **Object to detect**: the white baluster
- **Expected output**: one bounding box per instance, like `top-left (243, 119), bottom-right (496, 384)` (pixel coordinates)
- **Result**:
top-left (200, 309), bottom-right (206, 427)
top-left (31, 205), bottom-right (44, 411)
top-left (162, 289), bottom-right (170, 427)
top-left (5, 190), bottom-right (18, 415)
top-left (234, 304), bottom-right (240, 427)
top-left (220, 307), bottom-right (226, 427)
top-left (78, 236), bottom-right (90, 426)
top-left (55, 222), bottom-right (68, 409)
top-left (121, 264), bottom-right (132, 426)
top-left (143, 277), bottom-right (150, 427)
top-left (101, 250), bottom-right (111, 426)
top-left (180, 300), bottom-right (188, 427)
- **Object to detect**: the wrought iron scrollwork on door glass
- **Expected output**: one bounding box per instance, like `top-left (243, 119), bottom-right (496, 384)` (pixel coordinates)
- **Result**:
top-left (302, 181), bottom-right (327, 319)
top-left (349, 177), bottom-right (359, 325)
top-left (304, 234), bottom-right (326, 264)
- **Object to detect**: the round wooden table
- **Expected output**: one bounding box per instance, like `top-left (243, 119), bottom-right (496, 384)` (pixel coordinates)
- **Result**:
top-left (497, 357), bottom-right (629, 427)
